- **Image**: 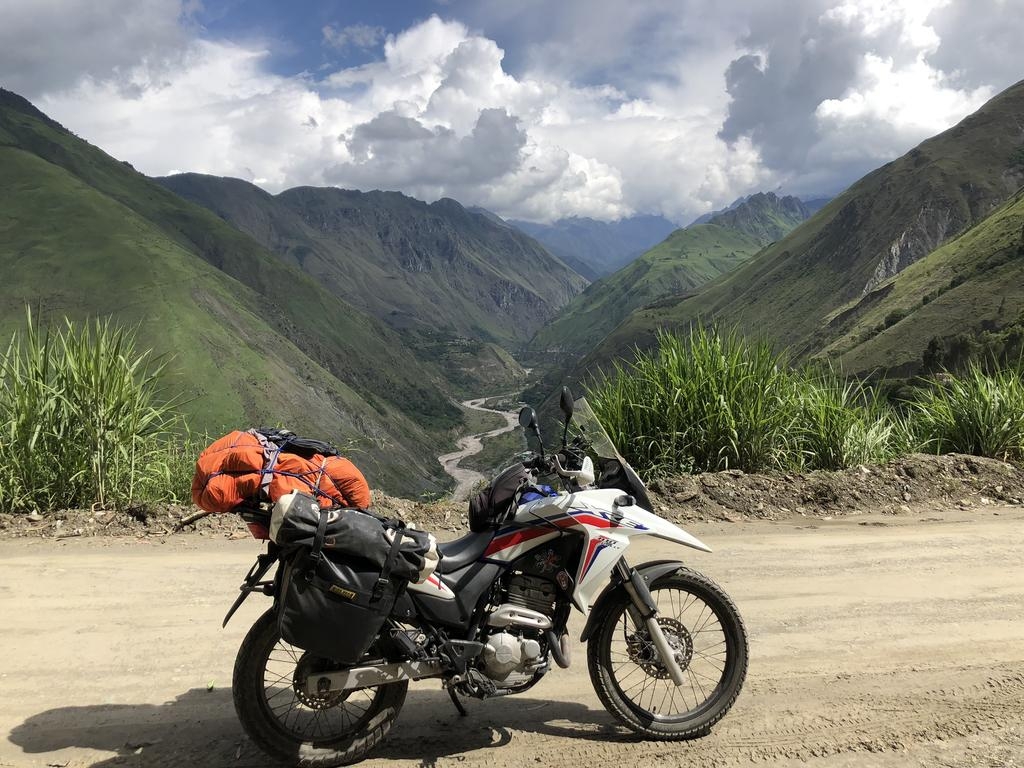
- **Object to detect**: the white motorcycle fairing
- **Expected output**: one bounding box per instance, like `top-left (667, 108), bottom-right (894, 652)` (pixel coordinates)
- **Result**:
top-left (406, 572), bottom-right (457, 600)
top-left (473, 488), bottom-right (710, 614)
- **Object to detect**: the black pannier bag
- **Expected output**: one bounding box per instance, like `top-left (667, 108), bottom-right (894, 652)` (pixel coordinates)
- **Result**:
top-left (273, 494), bottom-right (434, 663)
top-left (272, 494), bottom-right (434, 581)
top-left (278, 549), bottom-right (399, 663)
top-left (468, 463), bottom-right (529, 532)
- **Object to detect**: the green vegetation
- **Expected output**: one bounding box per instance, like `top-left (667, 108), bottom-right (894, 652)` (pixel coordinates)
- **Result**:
top-left (428, 338), bottom-right (527, 399)
top-left (703, 192), bottom-right (812, 244)
top-left (584, 80), bottom-right (1024, 377)
top-left (824, 191), bottom-right (1024, 377)
top-left (534, 193), bottom-right (811, 355)
top-left (462, 430), bottom-right (527, 475)
top-left (909, 364), bottom-right (1024, 461)
top-left (534, 225), bottom-right (763, 353)
top-left (588, 329), bottom-right (1023, 477)
top-left (0, 313), bottom-right (195, 512)
top-left (460, 404), bottom-right (507, 436)
top-left (922, 322), bottom-right (1024, 373)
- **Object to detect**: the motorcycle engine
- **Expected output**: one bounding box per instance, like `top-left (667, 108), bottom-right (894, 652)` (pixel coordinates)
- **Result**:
top-left (481, 574), bottom-right (556, 688)
top-left (482, 632), bottom-right (544, 684)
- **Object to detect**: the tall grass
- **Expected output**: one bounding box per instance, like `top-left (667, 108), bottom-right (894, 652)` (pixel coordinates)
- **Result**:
top-left (909, 364), bottom-right (1024, 461)
top-left (794, 372), bottom-right (895, 469)
top-left (0, 311), bottom-right (194, 512)
top-left (589, 329), bottom-right (903, 476)
top-left (592, 330), bottom-right (801, 474)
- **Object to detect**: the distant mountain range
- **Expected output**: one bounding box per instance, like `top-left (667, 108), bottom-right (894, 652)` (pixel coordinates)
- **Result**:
top-left (507, 214), bottom-right (678, 280)
top-left (4, 74), bottom-right (1023, 496)
top-left (688, 195), bottom-right (830, 227)
top-left (578, 78), bottom-right (1024, 379)
top-left (158, 175), bottom-right (587, 348)
top-left (531, 192), bottom-right (815, 355)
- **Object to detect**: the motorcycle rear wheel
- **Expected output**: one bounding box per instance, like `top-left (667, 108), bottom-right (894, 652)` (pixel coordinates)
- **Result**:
top-left (587, 567), bottom-right (748, 739)
top-left (233, 608), bottom-right (407, 767)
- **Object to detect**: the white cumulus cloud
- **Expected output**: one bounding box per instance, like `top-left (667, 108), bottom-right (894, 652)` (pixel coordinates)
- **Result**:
top-left (5, 1), bottom-right (1021, 223)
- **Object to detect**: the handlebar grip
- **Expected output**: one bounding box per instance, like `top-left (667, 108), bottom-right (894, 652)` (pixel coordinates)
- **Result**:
top-left (522, 456), bottom-right (543, 470)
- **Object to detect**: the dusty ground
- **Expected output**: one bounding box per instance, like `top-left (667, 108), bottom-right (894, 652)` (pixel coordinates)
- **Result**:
top-left (2, 503), bottom-right (1023, 768)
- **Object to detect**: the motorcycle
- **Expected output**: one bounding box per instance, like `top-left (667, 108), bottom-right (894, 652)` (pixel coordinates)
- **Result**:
top-left (224, 388), bottom-right (748, 766)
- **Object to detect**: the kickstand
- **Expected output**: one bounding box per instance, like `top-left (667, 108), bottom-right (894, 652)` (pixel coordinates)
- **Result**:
top-left (447, 686), bottom-right (468, 717)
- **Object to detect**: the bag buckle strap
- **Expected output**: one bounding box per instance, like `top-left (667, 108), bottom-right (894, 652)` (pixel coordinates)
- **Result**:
top-left (370, 521), bottom-right (408, 601)
top-left (309, 505), bottom-right (330, 565)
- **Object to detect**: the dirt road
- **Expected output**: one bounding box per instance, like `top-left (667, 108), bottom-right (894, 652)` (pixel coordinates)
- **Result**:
top-left (438, 398), bottom-right (520, 500)
top-left (3, 507), bottom-right (1024, 767)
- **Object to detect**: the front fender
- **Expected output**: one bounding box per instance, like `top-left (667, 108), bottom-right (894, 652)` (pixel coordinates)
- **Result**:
top-left (579, 560), bottom-right (687, 642)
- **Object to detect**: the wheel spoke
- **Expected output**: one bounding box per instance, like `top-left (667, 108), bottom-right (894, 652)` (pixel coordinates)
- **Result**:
top-left (599, 578), bottom-right (742, 723)
top-left (687, 667), bottom-right (708, 703)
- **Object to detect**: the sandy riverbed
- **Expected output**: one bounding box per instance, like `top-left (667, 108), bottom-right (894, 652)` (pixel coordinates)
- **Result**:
top-left (437, 398), bottom-right (520, 500)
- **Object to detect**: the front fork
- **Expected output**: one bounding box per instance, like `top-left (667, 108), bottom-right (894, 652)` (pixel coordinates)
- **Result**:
top-left (614, 560), bottom-right (687, 686)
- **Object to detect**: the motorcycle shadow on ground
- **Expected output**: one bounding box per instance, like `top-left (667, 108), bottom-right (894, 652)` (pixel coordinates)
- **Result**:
top-left (9, 686), bottom-right (640, 767)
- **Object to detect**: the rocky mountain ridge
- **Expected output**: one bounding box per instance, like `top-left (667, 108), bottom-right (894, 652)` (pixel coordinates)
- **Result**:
top-left (159, 174), bottom-right (588, 349)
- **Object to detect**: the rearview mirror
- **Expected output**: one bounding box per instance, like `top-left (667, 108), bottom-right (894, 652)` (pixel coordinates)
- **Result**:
top-left (559, 386), bottom-right (575, 419)
top-left (518, 406), bottom-right (538, 430)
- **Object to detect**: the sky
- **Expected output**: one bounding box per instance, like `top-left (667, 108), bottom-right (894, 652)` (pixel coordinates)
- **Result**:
top-left (2, 0), bottom-right (1022, 224)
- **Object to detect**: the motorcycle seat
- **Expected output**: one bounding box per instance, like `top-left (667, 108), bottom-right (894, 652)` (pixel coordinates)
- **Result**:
top-left (436, 531), bottom-right (493, 574)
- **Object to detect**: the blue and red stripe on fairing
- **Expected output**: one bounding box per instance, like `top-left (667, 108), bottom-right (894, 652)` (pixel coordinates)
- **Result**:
top-left (580, 536), bottom-right (616, 577)
top-left (482, 508), bottom-right (629, 558)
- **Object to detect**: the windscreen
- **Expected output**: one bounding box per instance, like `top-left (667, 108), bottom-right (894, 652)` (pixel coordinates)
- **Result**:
top-left (571, 397), bottom-right (654, 512)
top-left (569, 397), bottom-right (620, 460)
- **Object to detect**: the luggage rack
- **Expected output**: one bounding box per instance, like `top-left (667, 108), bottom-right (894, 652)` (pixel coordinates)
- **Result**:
top-left (223, 536), bottom-right (281, 627)
top-left (236, 500), bottom-right (273, 539)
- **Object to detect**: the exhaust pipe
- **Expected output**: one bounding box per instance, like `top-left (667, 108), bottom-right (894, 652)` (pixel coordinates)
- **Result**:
top-left (306, 659), bottom-right (445, 696)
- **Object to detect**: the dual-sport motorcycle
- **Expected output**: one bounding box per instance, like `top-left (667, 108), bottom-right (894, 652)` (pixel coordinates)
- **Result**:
top-left (223, 390), bottom-right (748, 766)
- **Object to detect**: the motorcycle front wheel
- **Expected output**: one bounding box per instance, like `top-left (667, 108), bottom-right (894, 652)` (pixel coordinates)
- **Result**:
top-left (587, 567), bottom-right (748, 739)
top-left (232, 608), bottom-right (407, 767)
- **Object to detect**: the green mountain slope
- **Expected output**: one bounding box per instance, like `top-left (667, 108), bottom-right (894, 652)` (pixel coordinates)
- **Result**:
top-left (0, 89), bottom-right (459, 495)
top-left (820, 188), bottom-right (1024, 377)
top-left (532, 192), bottom-right (811, 354)
top-left (586, 79), bottom-right (1024, 370)
top-left (156, 174), bottom-right (587, 348)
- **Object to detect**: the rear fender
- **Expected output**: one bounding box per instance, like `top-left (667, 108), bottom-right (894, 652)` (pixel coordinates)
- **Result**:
top-left (579, 560), bottom-right (686, 642)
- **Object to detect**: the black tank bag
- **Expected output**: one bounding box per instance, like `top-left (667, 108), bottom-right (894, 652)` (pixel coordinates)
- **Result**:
top-left (277, 508), bottom-right (409, 663)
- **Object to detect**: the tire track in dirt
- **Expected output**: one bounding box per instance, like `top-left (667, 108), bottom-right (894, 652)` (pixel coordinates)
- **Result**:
top-left (4, 510), bottom-right (1023, 768)
top-left (368, 666), bottom-right (1024, 767)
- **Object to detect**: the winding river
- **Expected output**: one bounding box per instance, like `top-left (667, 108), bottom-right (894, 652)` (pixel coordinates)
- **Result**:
top-left (438, 398), bottom-right (520, 501)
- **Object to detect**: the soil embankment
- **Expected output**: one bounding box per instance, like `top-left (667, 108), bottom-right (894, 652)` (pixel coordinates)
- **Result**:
top-left (651, 452), bottom-right (1024, 521)
top-left (3, 453), bottom-right (1021, 540)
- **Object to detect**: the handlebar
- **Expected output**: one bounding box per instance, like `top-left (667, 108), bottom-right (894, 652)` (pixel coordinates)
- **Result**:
top-left (522, 453), bottom-right (579, 479)
top-left (551, 454), bottom-right (571, 476)
top-left (521, 454), bottom-right (553, 473)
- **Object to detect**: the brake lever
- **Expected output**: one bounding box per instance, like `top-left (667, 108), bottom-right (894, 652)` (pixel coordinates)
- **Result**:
top-left (552, 454), bottom-right (596, 485)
